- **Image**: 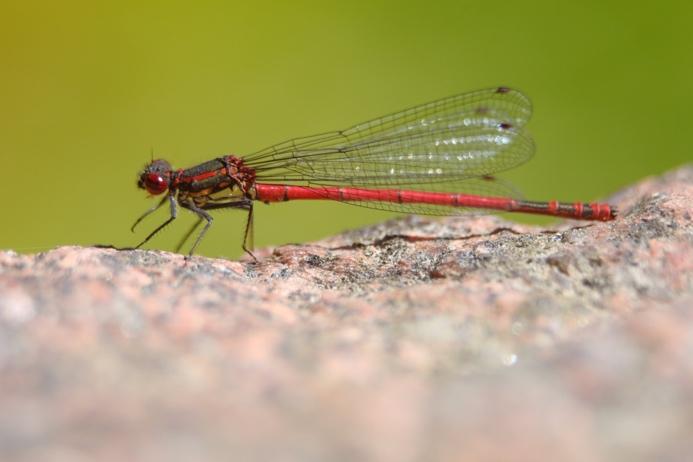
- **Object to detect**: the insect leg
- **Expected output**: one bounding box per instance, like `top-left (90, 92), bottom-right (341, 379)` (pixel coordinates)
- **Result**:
top-left (241, 203), bottom-right (257, 261)
top-left (189, 198), bottom-right (255, 259)
top-left (134, 193), bottom-right (178, 249)
top-left (131, 194), bottom-right (169, 232)
top-left (174, 217), bottom-right (203, 253)
top-left (179, 200), bottom-right (215, 257)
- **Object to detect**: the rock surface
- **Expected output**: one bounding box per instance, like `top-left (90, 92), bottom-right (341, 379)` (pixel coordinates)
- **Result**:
top-left (0, 165), bottom-right (691, 462)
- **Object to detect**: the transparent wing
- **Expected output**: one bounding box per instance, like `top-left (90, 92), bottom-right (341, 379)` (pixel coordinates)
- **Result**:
top-left (245, 87), bottom-right (534, 188)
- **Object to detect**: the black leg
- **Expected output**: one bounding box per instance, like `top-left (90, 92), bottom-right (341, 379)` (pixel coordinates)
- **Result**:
top-left (174, 217), bottom-right (203, 253)
top-left (186, 198), bottom-right (255, 259)
top-left (134, 194), bottom-right (177, 249)
top-left (242, 204), bottom-right (257, 261)
top-left (179, 201), bottom-right (214, 258)
top-left (131, 195), bottom-right (168, 232)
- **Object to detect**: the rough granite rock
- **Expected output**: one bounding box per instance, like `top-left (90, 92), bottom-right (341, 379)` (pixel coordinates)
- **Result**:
top-left (0, 165), bottom-right (691, 462)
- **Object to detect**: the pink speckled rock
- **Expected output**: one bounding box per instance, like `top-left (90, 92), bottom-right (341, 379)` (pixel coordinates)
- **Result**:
top-left (0, 165), bottom-right (691, 462)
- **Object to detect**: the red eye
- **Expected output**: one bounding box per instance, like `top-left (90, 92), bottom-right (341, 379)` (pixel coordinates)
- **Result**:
top-left (143, 173), bottom-right (168, 194)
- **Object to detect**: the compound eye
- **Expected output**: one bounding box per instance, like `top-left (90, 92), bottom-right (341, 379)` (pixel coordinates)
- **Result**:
top-left (143, 173), bottom-right (168, 194)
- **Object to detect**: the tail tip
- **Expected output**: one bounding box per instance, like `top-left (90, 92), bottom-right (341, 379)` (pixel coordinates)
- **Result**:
top-left (603, 204), bottom-right (618, 220)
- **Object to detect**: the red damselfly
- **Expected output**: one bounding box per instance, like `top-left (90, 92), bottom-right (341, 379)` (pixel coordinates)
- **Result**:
top-left (132, 87), bottom-right (616, 257)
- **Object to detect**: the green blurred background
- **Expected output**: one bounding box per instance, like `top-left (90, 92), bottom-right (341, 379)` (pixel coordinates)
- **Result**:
top-left (1, 1), bottom-right (690, 259)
